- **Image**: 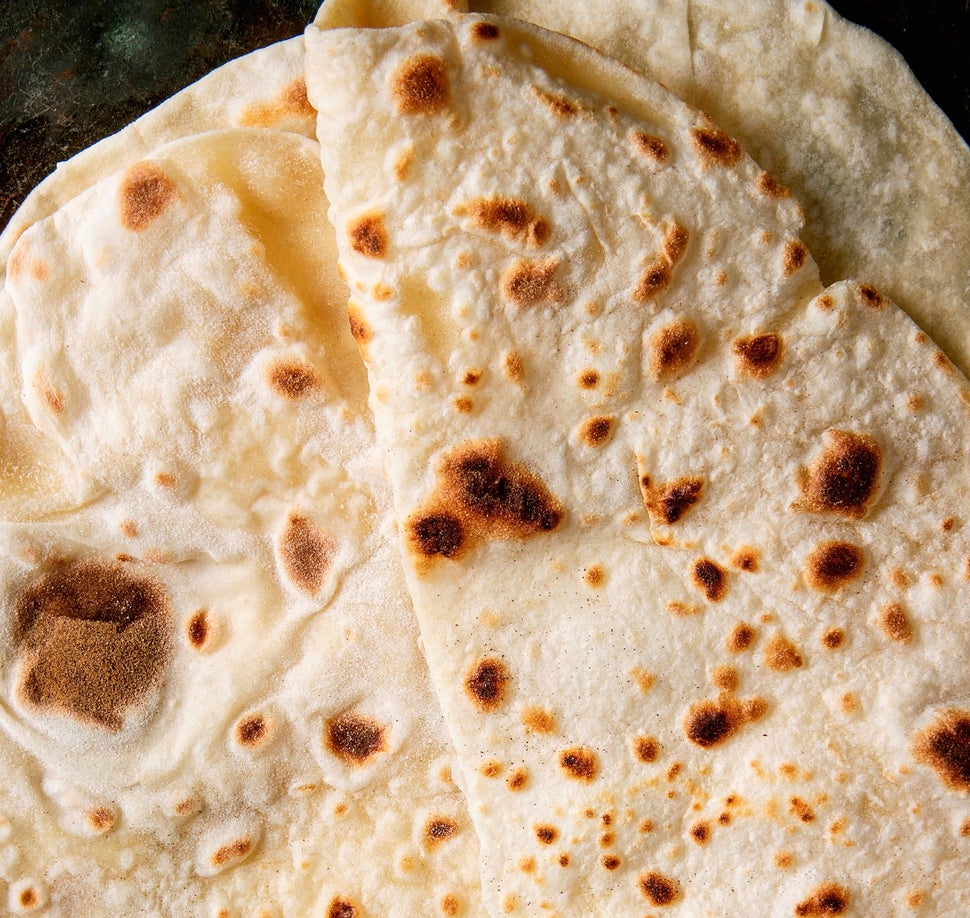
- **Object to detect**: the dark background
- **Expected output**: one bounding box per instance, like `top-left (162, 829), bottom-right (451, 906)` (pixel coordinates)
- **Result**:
top-left (1, 0), bottom-right (968, 234)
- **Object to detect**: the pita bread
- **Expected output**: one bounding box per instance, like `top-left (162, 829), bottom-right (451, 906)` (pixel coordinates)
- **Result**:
top-left (307, 13), bottom-right (970, 915)
top-left (1, 126), bottom-right (483, 916)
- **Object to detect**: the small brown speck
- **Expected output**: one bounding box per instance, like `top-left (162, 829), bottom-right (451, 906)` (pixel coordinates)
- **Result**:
top-left (236, 714), bottom-right (269, 748)
top-left (325, 712), bottom-right (388, 767)
top-left (578, 369), bottom-right (599, 389)
top-left (584, 565), bottom-right (606, 587)
top-left (712, 666), bottom-right (739, 692)
top-left (504, 350), bottom-right (524, 382)
top-left (631, 130), bottom-right (669, 162)
top-left (480, 761), bottom-right (502, 778)
top-left (634, 736), bottom-right (660, 763)
top-left (503, 258), bottom-right (562, 305)
top-left (639, 870), bottom-right (681, 906)
top-left (507, 768), bottom-right (529, 791)
top-left (856, 284), bottom-right (887, 310)
top-left (392, 54), bottom-right (449, 114)
top-left (120, 161), bottom-right (178, 231)
top-left (782, 240), bottom-right (808, 276)
top-left (349, 212), bottom-right (388, 259)
top-left (756, 172), bottom-right (791, 197)
top-left (731, 546), bottom-right (759, 572)
top-left (821, 628), bottom-right (845, 650)
top-left (690, 822), bottom-right (710, 844)
top-left (764, 634), bottom-right (803, 672)
top-left (789, 796), bottom-right (815, 823)
top-left (454, 396), bottom-right (474, 413)
top-left (733, 333), bottom-right (783, 378)
top-left (692, 557), bottom-right (728, 602)
top-left (559, 747), bottom-right (599, 782)
top-left (424, 816), bottom-right (459, 848)
top-left (774, 850), bottom-right (794, 868)
top-left (441, 893), bottom-right (460, 916)
top-left (327, 897), bottom-right (358, 918)
top-left (535, 824), bottom-right (559, 845)
top-left (463, 370), bottom-right (482, 386)
top-left (649, 318), bottom-right (699, 379)
top-left (88, 807), bottom-right (116, 833)
top-left (879, 603), bottom-right (912, 643)
top-left (579, 416), bottom-right (614, 447)
top-left (522, 706), bottom-right (556, 734)
top-left (602, 854), bottom-right (621, 870)
top-left (464, 658), bottom-right (510, 713)
top-left (805, 541), bottom-right (865, 593)
top-left (212, 837), bottom-right (254, 868)
top-left (558, 853), bottom-right (570, 866)
top-left (634, 256), bottom-right (672, 301)
top-left (534, 88), bottom-right (579, 118)
top-left (727, 622), bottom-right (756, 653)
top-left (471, 21), bottom-right (501, 41)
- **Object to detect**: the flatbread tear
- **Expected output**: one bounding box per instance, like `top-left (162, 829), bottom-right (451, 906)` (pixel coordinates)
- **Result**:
top-left (307, 13), bottom-right (970, 915)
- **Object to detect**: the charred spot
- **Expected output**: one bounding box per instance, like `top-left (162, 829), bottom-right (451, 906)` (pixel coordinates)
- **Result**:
top-left (789, 797), bottom-right (815, 823)
top-left (634, 735), bottom-right (660, 763)
top-left (731, 547), bottom-right (760, 572)
top-left (502, 258), bottom-right (562, 305)
top-left (579, 416), bottom-right (614, 447)
top-left (684, 695), bottom-right (763, 749)
top-left (756, 172), bottom-right (791, 198)
top-left (392, 54), bottom-right (449, 114)
top-left (119, 162), bottom-right (178, 231)
top-left (782, 240), bottom-right (809, 276)
top-left (794, 883), bottom-right (850, 915)
top-left (327, 897), bottom-right (358, 918)
top-left (634, 257), bottom-right (672, 301)
top-left (349, 213), bottom-right (388, 259)
top-left (535, 824), bottom-right (559, 845)
top-left (649, 318), bottom-right (699, 379)
top-left (805, 541), bottom-right (865, 593)
top-left (764, 635), bottom-right (804, 672)
top-left (279, 513), bottom-right (335, 594)
top-left (268, 360), bottom-right (318, 399)
top-left (325, 712), bottom-right (388, 767)
top-left (408, 512), bottom-right (465, 560)
top-left (643, 475), bottom-right (704, 525)
top-left (733, 333), bottom-right (783, 378)
top-left (186, 609), bottom-right (210, 650)
top-left (578, 369), bottom-right (600, 389)
top-left (559, 853), bottom-right (571, 866)
top-left (18, 888), bottom-right (39, 909)
top-left (798, 430), bottom-right (881, 519)
top-left (856, 284), bottom-right (887, 310)
top-left (506, 768), bottom-right (529, 791)
top-left (211, 837), bottom-right (253, 867)
top-left (692, 557), bottom-right (728, 602)
top-left (534, 88), bottom-right (579, 117)
top-left (691, 126), bottom-right (741, 168)
top-left (463, 369), bottom-right (482, 386)
top-left (727, 622), bottom-right (756, 653)
top-left (639, 870), bottom-right (681, 906)
top-left (559, 747), bottom-right (599, 782)
top-left (471, 21), bottom-right (501, 41)
top-left (14, 559), bottom-right (172, 731)
top-left (425, 816), bottom-right (459, 847)
top-left (821, 628), bottom-right (845, 650)
top-left (236, 714), bottom-right (268, 748)
top-left (913, 709), bottom-right (970, 793)
top-left (690, 822), bottom-right (711, 844)
top-left (464, 658), bottom-right (510, 713)
top-left (879, 603), bottom-right (912, 643)
top-left (631, 130), bottom-right (669, 163)
top-left (602, 854), bottom-right (621, 870)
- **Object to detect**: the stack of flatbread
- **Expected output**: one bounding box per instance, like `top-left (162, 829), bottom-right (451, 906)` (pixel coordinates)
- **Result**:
top-left (0, 1), bottom-right (967, 915)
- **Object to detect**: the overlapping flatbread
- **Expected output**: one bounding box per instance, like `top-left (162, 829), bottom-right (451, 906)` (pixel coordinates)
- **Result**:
top-left (307, 13), bottom-right (970, 915)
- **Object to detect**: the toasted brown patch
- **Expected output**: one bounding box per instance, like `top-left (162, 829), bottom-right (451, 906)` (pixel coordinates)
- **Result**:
top-left (577, 369), bottom-right (600, 389)
top-left (327, 897), bottom-right (358, 918)
top-left (480, 760), bottom-right (502, 778)
top-left (502, 258), bottom-right (562, 305)
top-left (348, 305), bottom-right (372, 348)
top-left (522, 706), bottom-right (556, 734)
top-left (641, 474), bottom-right (704, 525)
top-left (88, 807), bottom-right (116, 833)
top-left (471, 21), bottom-right (501, 41)
top-left (649, 317), bottom-right (699, 379)
top-left (559, 747), bottom-right (599, 782)
top-left (727, 622), bottom-right (756, 653)
top-left (764, 635), bottom-right (803, 672)
top-left (821, 628), bottom-right (845, 650)
top-left (579, 415), bottom-right (614, 447)
top-left (601, 854), bottom-right (621, 871)
top-left (756, 172), bottom-right (791, 198)
top-left (796, 430), bottom-right (881, 519)
top-left (782, 240), bottom-right (809, 276)
top-left (684, 694), bottom-right (765, 748)
top-left (692, 557), bottom-right (728, 602)
top-left (14, 560), bottom-right (172, 731)
top-left (733, 333), bottom-right (784, 378)
top-left (731, 547), bottom-right (760, 572)
top-left (212, 836), bottom-right (254, 867)
top-left (240, 78), bottom-right (315, 125)
top-left (913, 709), bottom-right (970, 792)
top-left (457, 197), bottom-right (548, 246)
top-left (440, 894), bottom-right (460, 916)
top-left (535, 823), bottom-right (559, 845)
top-left (712, 665), bottom-right (739, 692)
top-left (634, 257), bottom-right (672, 301)
top-left (506, 768), bottom-right (529, 791)
top-left (663, 222), bottom-right (690, 264)
top-left (504, 350), bottom-right (524, 382)
top-left (691, 126), bottom-right (741, 168)
top-left (119, 162), bottom-right (178, 231)
top-left (425, 816), bottom-right (459, 849)
top-left (856, 284), bottom-right (888, 310)
top-left (268, 360), bottom-right (318, 399)
top-left (631, 130), bottom-right (669, 162)
top-left (639, 870), bottom-right (681, 906)
top-left (465, 658), bottom-right (510, 713)
top-left (325, 712), bottom-right (388, 767)
top-left (879, 603), bottom-right (912, 643)
top-left (805, 541), bottom-right (865, 593)
top-left (408, 512), bottom-right (465, 560)
top-left (393, 54), bottom-right (449, 114)
top-left (534, 88), bottom-right (579, 117)
top-left (34, 375), bottom-right (65, 414)
top-left (279, 513), bottom-right (336, 594)
top-left (794, 883), bottom-right (850, 915)
top-left (236, 714), bottom-right (269, 748)
top-left (690, 822), bottom-right (711, 844)
top-left (349, 212), bottom-right (388, 259)
top-left (634, 736), bottom-right (660, 763)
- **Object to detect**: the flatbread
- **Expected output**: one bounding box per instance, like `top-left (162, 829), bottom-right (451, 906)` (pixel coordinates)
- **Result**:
top-left (1, 127), bottom-right (483, 917)
top-left (307, 13), bottom-right (970, 915)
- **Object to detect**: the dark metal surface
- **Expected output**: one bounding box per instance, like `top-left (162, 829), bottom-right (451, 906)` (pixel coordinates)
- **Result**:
top-left (1, 1), bottom-right (968, 234)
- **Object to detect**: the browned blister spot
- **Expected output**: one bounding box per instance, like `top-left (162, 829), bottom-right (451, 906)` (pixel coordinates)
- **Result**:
top-left (584, 565), bottom-right (605, 587)
top-left (480, 760), bottom-right (502, 778)
top-left (789, 796), bottom-right (815, 823)
top-left (731, 546), bottom-right (760, 572)
top-left (756, 172), bottom-right (791, 198)
top-left (690, 822), bottom-right (711, 844)
top-left (424, 816), bottom-right (459, 848)
top-left (534, 88), bottom-right (579, 117)
top-left (18, 888), bottom-right (38, 909)
top-left (463, 369), bottom-right (482, 386)
top-left (393, 54), bottom-right (449, 114)
top-left (88, 807), bottom-right (116, 833)
top-left (325, 712), bottom-right (388, 767)
top-left (692, 557), bottom-right (728, 602)
top-left (684, 694), bottom-right (765, 748)
top-left (649, 318), bottom-right (699, 379)
top-left (578, 369), bottom-right (600, 389)
top-left (535, 823), bottom-right (559, 845)
top-left (240, 78), bottom-right (315, 126)
top-left (733, 333), bottom-right (784, 378)
top-left (642, 475), bottom-right (704, 525)
top-left (465, 657), bottom-right (510, 713)
top-left (559, 747), bottom-right (599, 782)
top-left (504, 350), bottom-right (524, 382)
top-left (35, 375), bottom-right (65, 414)
top-left (856, 284), bottom-right (887, 310)
top-left (634, 735), bottom-right (660, 763)
top-left (457, 197), bottom-right (549, 246)
top-left (119, 162), bottom-right (178, 231)
top-left (506, 768), bottom-right (529, 791)
top-left (691, 126), bottom-right (741, 167)
top-left (805, 541), bottom-right (865, 593)
top-left (960, 817), bottom-right (970, 836)
top-left (782, 240), bottom-right (808, 276)
top-left (471, 21), bottom-right (501, 41)
top-left (774, 850), bottom-right (794, 868)
top-left (639, 871), bottom-right (681, 906)
top-left (327, 897), bottom-right (358, 918)
top-left (212, 836), bottom-right (254, 867)
top-left (797, 430), bottom-right (881, 519)
top-left (279, 513), bottom-right (335, 594)
top-left (727, 622), bottom-right (756, 653)
top-left (634, 257), bottom-right (672, 302)
top-left (631, 130), bottom-right (669, 162)
top-left (236, 714), bottom-right (268, 748)
top-left (408, 512), bottom-right (465, 560)
top-left (602, 854), bottom-right (621, 871)
top-left (349, 213), bottom-right (388, 259)
top-left (579, 415), bottom-right (614, 447)
top-left (712, 665), bottom-right (739, 692)
top-left (764, 635), bottom-right (803, 672)
top-left (821, 628), bottom-right (845, 650)
top-left (268, 360), bottom-right (318, 399)
top-left (794, 883), bottom-right (850, 915)
top-left (663, 222), bottom-right (690, 264)
top-left (522, 706), bottom-right (556, 733)
top-left (879, 603), bottom-right (912, 643)
top-left (913, 709), bottom-right (970, 793)
top-left (502, 258), bottom-right (562, 305)
top-left (14, 560), bottom-right (172, 731)
top-left (185, 609), bottom-right (211, 652)
top-left (348, 305), bottom-right (372, 349)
